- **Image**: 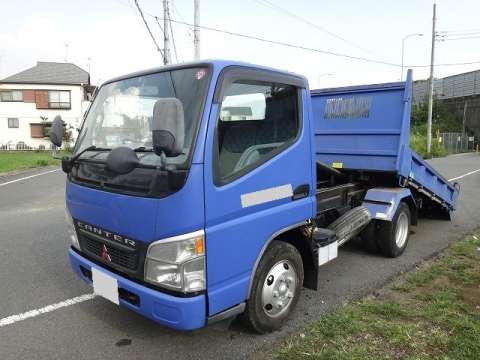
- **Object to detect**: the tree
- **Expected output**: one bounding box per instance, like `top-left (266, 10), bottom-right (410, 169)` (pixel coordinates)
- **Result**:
top-left (411, 96), bottom-right (461, 134)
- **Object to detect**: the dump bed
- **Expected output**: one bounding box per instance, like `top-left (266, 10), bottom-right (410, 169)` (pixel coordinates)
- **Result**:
top-left (310, 70), bottom-right (459, 211)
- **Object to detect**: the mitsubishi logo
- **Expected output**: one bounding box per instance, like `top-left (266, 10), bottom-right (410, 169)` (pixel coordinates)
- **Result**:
top-left (100, 244), bottom-right (112, 262)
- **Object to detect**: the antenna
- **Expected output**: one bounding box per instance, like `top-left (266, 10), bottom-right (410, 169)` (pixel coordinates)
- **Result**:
top-left (64, 43), bottom-right (69, 62)
top-left (194, 0), bottom-right (200, 60)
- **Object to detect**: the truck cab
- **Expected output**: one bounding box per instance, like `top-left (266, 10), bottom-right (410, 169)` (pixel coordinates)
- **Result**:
top-left (59, 61), bottom-right (316, 332)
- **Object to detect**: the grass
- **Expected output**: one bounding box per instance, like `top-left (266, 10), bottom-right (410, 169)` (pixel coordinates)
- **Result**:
top-left (410, 132), bottom-right (449, 159)
top-left (0, 151), bottom-right (60, 173)
top-left (272, 232), bottom-right (480, 360)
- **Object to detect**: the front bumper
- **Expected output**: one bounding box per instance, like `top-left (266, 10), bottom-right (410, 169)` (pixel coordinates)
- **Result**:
top-left (69, 248), bottom-right (206, 330)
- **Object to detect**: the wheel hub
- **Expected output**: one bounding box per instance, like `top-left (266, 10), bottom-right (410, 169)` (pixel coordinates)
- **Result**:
top-left (261, 260), bottom-right (297, 318)
top-left (395, 212), bottom-right (409, 248)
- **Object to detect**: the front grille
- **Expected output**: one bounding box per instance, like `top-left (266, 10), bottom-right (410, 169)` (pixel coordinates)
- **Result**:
top-left (80, 234), bottom-right (139, 271)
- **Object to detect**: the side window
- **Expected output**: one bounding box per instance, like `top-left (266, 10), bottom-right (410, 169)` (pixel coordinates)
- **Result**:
top-left (216, 81), bottom-right (299, 182)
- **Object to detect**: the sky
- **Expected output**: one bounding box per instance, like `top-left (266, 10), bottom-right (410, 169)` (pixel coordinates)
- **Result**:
top-left (1, 0), bottom-right (480, 89)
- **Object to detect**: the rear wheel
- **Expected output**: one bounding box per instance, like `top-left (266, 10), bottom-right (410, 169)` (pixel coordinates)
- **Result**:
top-left (378, 202), bottom-right (411, 258)
top-left (242, 241), bottom-right (304, 333)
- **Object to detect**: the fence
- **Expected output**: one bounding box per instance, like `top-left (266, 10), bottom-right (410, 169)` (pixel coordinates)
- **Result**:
top-left (0, 141), bottom-right (64, 151)
top-left (439, 132), bottom-right (477, 154)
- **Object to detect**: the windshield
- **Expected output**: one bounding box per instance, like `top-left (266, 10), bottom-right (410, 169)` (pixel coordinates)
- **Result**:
top-left (75, 67), bottom-right (210, 165)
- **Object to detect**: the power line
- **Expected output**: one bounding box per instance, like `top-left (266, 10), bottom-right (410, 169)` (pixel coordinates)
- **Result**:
top-left (154, 16), bottom-right (480, 69)
top-left (170, 0), bottom-right (194, 39)
top-left (439, 35), bottom-right (480, 42)
top-left (165, 17), bottom-right (400, 67)
top-left (170, 1), bottom-right (190, 28)
top-left (154, 16), bottom-right (165, 37)
top-left (416, 60), bottom-right (480, 67)
top-left (133, 0), bottom-right (165, 60)
top-left (252, 0), bottom-right (376, 56)
top-left (168, 11), bottom-right (180, 62)
top-left (187, 7), bottom-right (478, 69)
top-left (159, 17), bottom-right (480, 69)
top-left (439, 31), bottom-right (480, 37)
top-left (122, 0), bottom-right (396, 66)
top-left (438, 28), bottom-right (480, 34)
top-left (121, 0), bottom-right (480, 70)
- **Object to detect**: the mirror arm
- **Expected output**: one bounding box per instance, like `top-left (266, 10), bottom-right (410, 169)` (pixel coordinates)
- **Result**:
top-left (52, 147), bottom-right (62, 160)
top-left (147, 150), bottom-right (179, 195)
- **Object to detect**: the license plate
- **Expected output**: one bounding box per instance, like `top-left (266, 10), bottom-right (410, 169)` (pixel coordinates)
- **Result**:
top-left (92, 268), bottom-right (119, 305)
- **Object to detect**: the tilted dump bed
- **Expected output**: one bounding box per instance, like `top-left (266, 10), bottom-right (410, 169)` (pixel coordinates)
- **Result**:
top-left (310, 70), bottom-right (459, 212)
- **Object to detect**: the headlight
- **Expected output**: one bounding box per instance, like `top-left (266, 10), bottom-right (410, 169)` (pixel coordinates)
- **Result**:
top-left (144, 230), bottom-right (205, 293)
top-left (65, 208), bottom-right (80, 250)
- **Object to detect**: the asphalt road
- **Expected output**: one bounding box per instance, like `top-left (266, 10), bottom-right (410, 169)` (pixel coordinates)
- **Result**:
top-left (0, 153), bottom-right (479, 360)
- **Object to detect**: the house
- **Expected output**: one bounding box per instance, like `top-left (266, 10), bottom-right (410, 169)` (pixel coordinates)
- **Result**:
top-left (0, 61), bottom-right (93, 149)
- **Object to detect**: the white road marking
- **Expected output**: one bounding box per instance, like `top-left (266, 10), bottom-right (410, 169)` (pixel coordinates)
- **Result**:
top-left (0, 168), bottom-right (60, 187)
top-left (448, 168), bottom-right (480, 182)
top-left (0, 293), bottom-right (95, 328)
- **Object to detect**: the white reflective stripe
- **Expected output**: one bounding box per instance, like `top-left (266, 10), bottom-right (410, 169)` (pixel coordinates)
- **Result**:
top-left (375, 212), bottom-right (388, 220)
top-left (241, 184), bottom-right (293, 208)
top-left (0, 293), bottom-right (95, 327)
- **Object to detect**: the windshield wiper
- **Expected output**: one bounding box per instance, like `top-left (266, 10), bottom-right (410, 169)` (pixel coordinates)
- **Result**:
top-left (61, 145), bottom-right (111, 173)
top-left (69, 145), bottom-right (111, 164)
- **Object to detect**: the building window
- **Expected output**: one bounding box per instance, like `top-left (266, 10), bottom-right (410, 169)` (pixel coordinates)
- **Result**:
top-left (8, 118), bottom-right (19, 128)
top-left (0, 90), bottom-right (23, 102)
top-left (48, 90), bottom-right (71, 109)
top-left (30, 123), bottom-right (45, 138)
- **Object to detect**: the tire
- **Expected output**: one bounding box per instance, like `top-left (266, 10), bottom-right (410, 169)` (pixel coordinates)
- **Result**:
top-left (241, 240), bottom-right (304, 333)
top-left (378, 202), bottom-right (411, 258)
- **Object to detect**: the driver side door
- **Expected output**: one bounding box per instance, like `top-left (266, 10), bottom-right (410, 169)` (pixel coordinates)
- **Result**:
top-left (203, 67), bottom-right (314, 316)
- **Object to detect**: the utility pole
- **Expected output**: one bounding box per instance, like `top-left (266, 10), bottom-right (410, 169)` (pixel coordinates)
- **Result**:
top-left (163, 0), bottom-right (171, 65)
top-left (194, 0), bottom-right (200, 60)
top-left (426, 3), bottom-right (437, 155)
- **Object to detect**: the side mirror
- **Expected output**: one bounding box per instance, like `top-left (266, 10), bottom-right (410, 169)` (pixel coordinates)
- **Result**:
top-left (152, 98), bottom-right (184, 157)
top-left (49, 115), bottom-right (65, 147)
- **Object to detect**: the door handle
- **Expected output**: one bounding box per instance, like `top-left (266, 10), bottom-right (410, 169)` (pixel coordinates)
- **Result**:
top-left (292, 184), bottom-right (310, 200)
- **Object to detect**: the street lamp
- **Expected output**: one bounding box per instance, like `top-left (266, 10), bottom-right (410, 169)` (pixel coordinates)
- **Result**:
top-left (401, 33), bottom-right (423, 80)
top-left (318, 73), bottom-right (333, 87)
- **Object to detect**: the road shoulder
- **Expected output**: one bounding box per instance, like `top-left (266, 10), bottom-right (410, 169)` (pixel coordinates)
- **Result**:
top-left (266, 231), bottom-right (480, 359)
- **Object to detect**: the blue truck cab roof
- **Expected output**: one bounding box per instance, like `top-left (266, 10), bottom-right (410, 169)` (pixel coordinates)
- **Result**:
top-left (103, 59), bottom-right (309, 87)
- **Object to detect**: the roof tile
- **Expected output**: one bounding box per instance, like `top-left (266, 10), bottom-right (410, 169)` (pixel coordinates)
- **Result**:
top-left (1, 61), bottom-right (89, 85)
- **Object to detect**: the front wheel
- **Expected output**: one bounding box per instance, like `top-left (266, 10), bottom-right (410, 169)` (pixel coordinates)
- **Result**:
top-left (241, 241), bottom-right (304, 333)
top-left (378, 202), bottom-right (411, 258)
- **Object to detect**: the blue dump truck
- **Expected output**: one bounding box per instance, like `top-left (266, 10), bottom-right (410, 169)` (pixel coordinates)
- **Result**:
top-left (48, 60), bottom-right (459, 333)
